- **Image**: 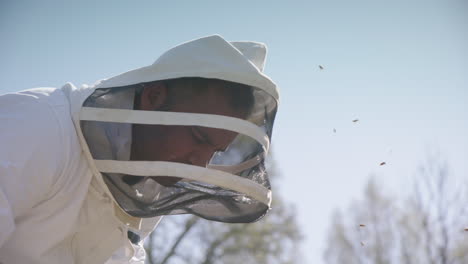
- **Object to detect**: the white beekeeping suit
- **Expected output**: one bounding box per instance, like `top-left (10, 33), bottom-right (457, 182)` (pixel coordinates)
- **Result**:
top-left (0, 35), bottom-right (279, 264)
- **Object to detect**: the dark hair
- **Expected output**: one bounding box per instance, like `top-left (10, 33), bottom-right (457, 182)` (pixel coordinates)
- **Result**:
top-left (152, 77), bottom-right (255, 117)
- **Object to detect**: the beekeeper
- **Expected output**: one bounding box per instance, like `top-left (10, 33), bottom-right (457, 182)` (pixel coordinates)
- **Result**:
top-left (0, 35), bottom-right (279, 264)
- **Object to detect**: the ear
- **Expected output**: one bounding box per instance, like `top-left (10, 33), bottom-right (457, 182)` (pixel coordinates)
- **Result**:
top-left (139, 82), bottom-right (168, 110)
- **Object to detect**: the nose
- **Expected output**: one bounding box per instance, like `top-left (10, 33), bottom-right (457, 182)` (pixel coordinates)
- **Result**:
top-left (188, 146), bottom-right (217, 167)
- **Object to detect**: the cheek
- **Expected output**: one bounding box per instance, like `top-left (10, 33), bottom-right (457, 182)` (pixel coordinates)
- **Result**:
top-left (149, 127), bottom-right (196, 161)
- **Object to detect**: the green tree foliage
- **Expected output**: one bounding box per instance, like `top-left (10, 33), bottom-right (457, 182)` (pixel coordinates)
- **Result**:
top-left (145, 155), bottom-right (302, 264)
top-left (324, 157), bottom-right (468, 264)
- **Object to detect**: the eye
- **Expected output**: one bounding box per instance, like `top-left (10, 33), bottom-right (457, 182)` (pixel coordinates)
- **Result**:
top-left (191, 127), bottom-right (209, 144)
top-left (190, 127), bottom-right (225, 152)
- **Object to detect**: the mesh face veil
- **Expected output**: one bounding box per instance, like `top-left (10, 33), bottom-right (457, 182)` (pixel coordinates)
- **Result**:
top-left (77, 36), bottom-right (279, 223)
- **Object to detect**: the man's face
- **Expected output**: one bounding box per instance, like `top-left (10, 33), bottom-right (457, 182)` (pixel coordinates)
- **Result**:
top-left (130, 82), bottom-right (245, 185)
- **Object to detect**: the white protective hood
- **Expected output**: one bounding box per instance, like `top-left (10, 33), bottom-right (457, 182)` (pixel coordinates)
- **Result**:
top-left (66, 35), bottom-right (280, 223)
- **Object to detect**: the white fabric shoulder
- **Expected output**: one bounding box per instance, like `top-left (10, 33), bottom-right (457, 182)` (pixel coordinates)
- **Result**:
top-left (0, 87), bottom-right (90, 264)
top-left (0, 88), bottom-right (66, 220)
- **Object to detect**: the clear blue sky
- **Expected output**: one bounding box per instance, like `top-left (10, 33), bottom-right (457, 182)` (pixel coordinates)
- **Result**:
top-left (1, 1), bottom-right (467, 263)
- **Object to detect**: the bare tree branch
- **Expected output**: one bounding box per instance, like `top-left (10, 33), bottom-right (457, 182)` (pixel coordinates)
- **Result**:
top-left (159, 216), bottom-right (200, 264)
top-left (324, 156), bottom-right (468, 264)
top-left (146, 231), bottom-right (155, 264)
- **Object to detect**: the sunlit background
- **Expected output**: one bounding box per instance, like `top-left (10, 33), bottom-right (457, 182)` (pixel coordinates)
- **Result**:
top-left (1, 1), bottom-right (467, 263)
